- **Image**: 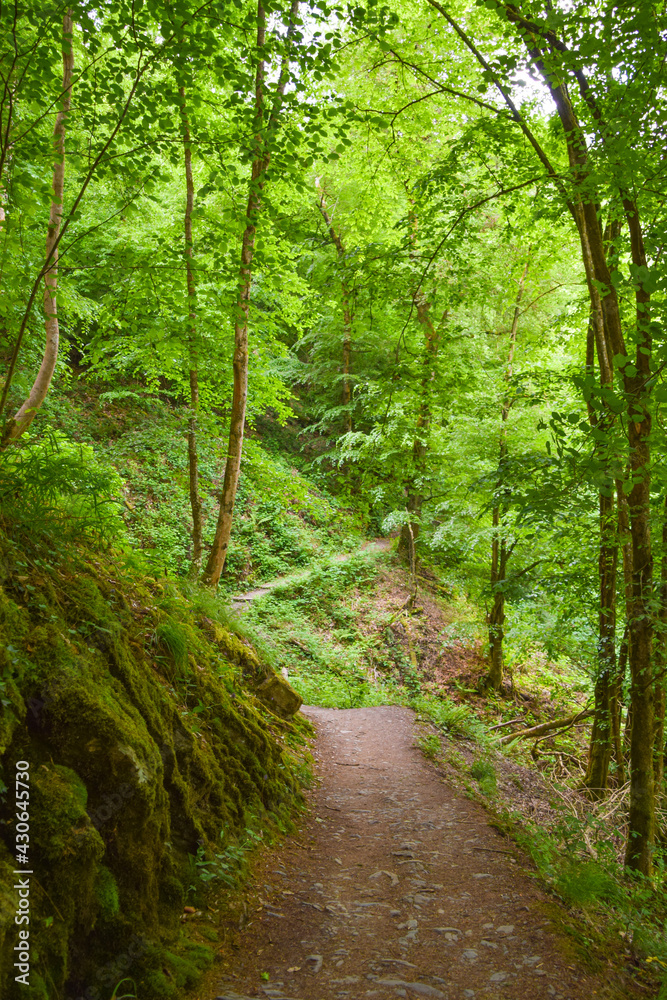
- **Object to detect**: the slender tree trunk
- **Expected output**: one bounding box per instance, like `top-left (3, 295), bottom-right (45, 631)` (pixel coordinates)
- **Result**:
top-left (583, 263), bottom-right (618, 796)
top-left (200, 4), bottom-right (266, 587)
top-left (411, 293), bottom-right (441, 526)
top-left (490, 6), bottom-right (655, 870)
top-left (584, 488), bottom-right (618, 795)
top-left (316, 186), bottom-right (353, 433)
top-left (398, 290), bottom-right (443, 556)
top-left (485, 256), bottom-right (529, 690)
top-left (613, 629), bottom-right (628, 783)
top-left (421, 14), bottom-right (654, 859)
top-left (562, 113), bottom-right (654, 870)
top-left (397, 191), bottom-right (443, 558)
top-left (201, 0), bottom-right (299, 587)
top-left (487, 528), bottom-right (507, 690)
top-left (1, 12), bottom-right (73, 444)
top-left (622, 201), bottom-right (654, 873)
top-left (179, 88), bottom-right (203, 574)
top-left (342, 315), bottom-right (352, 431)
top-left (653, 495), bottom-right (667, 799)
top-left (613, 487), bottom-right (633, 785)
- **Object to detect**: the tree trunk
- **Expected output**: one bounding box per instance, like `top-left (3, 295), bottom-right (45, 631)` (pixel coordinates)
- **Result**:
top-left (420, 15), bottom-right (654, 853)
top-left (584, 489), bottom-right (617, 795)
top-left (583, 260), bottom-right (617, 797)
top-left (485, 256), bottom-right (529, 690)
top-left (179, 88), bottom-right (203, 574)
top-left (399, 291), bottom-right (442, 552)
top-left (543, 68), bottom-right (655, 874)
top-left (653, 496), bottom-right (667, 799)
top-left (1, 11), bottom-right (73, 444)
top-left (487, 520), bottom-right (507, 690)
top-left (612, 630), bottom-right (628, 784)
top-left (622, 199), bottom-right (655, 874)
top-left (316, 186), bottom-right (353, 433)
top-left (486, 2), bottom-right (656, 869)
top-left (201, 0), bottom-right (299, 587)
top-left (613, 487), bottom-right (633, 784)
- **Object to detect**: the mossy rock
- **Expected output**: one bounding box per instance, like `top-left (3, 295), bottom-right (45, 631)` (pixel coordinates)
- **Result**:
top-left (256, 673), bottom-right (304, 718)
top-left (0, 538), bottom-right (307, 999)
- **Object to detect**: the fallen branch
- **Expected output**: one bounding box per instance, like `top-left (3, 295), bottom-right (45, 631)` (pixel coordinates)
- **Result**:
top-left (488, 717), bottom-right (523, 732)
top-left (386, 594), bottom-right (416, 625)
top-left (416, 574), bottom-right (452, 595)
top-left (500, 707), bottom-right (593, 743)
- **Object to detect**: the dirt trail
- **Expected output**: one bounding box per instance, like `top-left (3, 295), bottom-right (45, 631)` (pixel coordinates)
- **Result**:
top-left (230, 539), bottom-right (392, 612)
top-left (205, 706), bottom-right (610, 1000)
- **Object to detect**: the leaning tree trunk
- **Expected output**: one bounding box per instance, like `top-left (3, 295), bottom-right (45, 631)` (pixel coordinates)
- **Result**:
top-left (1, 11), bottom-right (73, 445)
top-left (179, 88), bottom-right (204, 574)
top-left (545, 67), bottom-right (654, 871)
top-left (201, 0), bottom-right (299, 587)
top-left (486, 256), bottom-right (529, 690)
top-left (578, 200), bottom-right (654, 861)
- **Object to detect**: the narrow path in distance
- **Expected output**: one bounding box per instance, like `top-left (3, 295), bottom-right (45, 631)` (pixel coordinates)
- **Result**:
top-left (230, 539), bottom-right (392, 612)
top-left (205, 705), bottom-right (614, 1000)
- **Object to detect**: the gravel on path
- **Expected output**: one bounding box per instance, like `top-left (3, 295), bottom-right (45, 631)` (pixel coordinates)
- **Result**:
top-left (207, 705), bottom-right (612, 1000)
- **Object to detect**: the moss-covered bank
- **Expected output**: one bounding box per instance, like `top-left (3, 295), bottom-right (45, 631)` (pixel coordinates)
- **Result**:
top-left (0, 531), bottom-right (310, 1000)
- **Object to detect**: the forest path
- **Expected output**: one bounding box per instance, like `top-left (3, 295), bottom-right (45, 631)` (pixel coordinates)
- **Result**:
top-left (230, 539), bottom-right (392, 612)
top-left (205, 705), bottom-right (610, 1000)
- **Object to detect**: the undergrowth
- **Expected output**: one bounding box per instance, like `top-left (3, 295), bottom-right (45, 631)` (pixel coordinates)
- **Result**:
top-left (44, 390), bottom-right (362, 583)
top-left (509, 804), bottom-right (667, 994)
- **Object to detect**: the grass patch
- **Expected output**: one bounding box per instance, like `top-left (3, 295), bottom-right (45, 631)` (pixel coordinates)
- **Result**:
top-left (470, 758), bottom-right (498, 797)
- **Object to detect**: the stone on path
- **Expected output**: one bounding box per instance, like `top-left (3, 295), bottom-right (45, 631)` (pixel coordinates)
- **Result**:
top-left (206, 705), bottom-right (621, 1000)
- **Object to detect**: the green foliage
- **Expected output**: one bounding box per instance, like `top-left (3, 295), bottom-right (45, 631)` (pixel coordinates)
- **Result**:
top-left (244, 549), bottom-right (409, 709)
top-left (191, 824), bottom-right (263, 891)
top-left (470, 758), bottom-right (498, 797)
top-left (0, 431), bottom-right (124, 542)
top-left (42, 393), bottom-right (360, 582)
top-left (410, 693), bottom-right (486, 743)
top-left (555, 860), bottom-right (619, 907)
top-left (1, 0), bottom-right (667, 993)
top-left (110, 981), bottom-right (137, 1000)
top-left (416, 732), bottom-right (442, 760)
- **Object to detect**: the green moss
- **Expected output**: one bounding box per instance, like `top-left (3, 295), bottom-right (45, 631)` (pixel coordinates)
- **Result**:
top-left (161, 941), bottom-right (213, 987)
top-left (95, 866), bottom-right (120, 920)
top-left (0, 535), bottom-right (308, 999)
top-left (198, 925), bottom-right (219, 942)
top-left (141, 969), bottom-right (180, 1000)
